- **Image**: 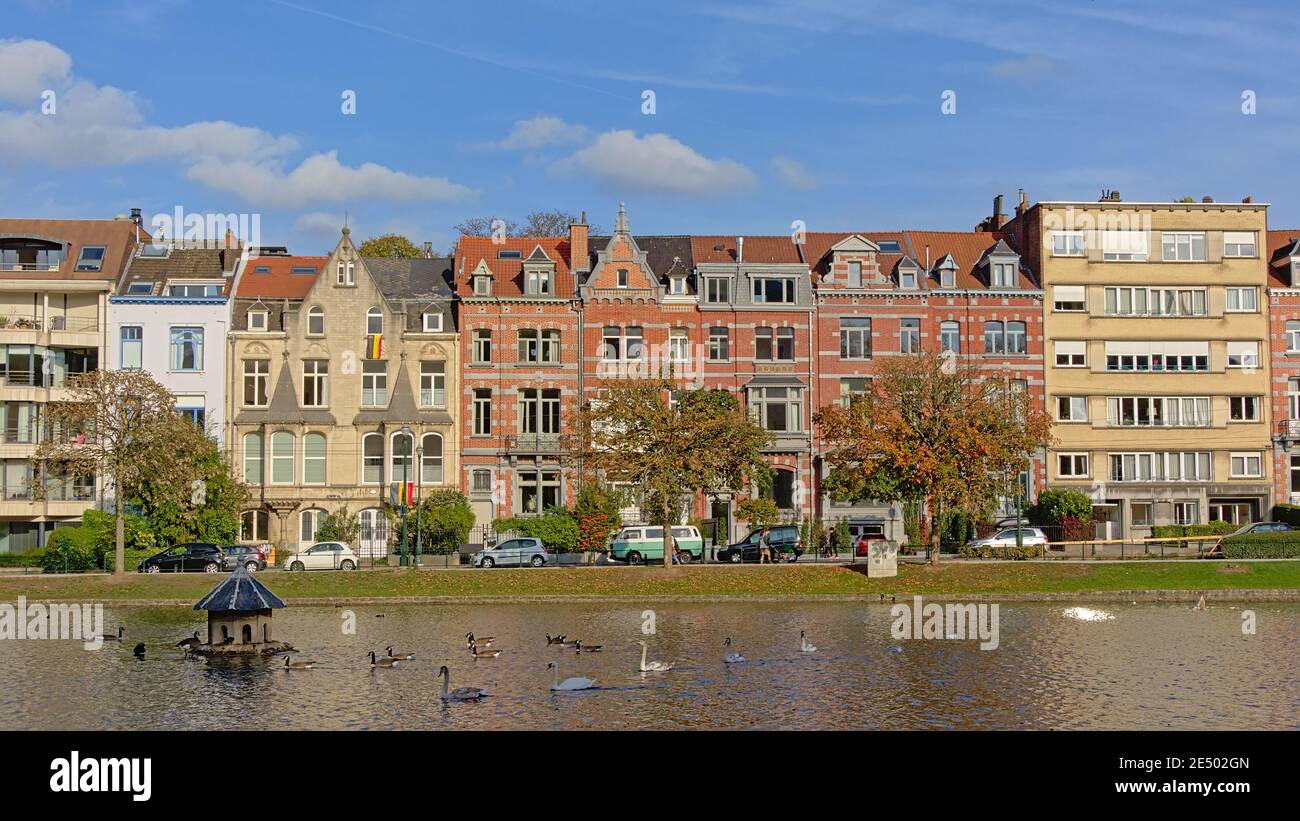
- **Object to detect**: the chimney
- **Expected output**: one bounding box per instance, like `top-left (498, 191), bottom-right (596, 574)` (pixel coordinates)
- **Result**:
top-left (736, 236), bottom-right (744, 263)
top-left (1243, 195), bottom-right (1254, 204)
top-left (130, 207), bottom-right (142, 244)
top-left (993, 194), bottom-right (1006, 226)
top-left (422, 241), bottom-right (433, 257)
top-left (1202, 195), bottom-right (1214, 203)
top-left (568, 211), bottom-right (589, 277)
top-left (1017, 190), bottom-right (1028, 216)
top-left (224, 227), bottom-right (235, 249)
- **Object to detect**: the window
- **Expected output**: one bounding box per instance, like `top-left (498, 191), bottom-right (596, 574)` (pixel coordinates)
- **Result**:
top-left (705, 278), bottom-right (730, 303)
top-left (120, 326), bottom-right (142, 370)
top-left (1173, 502), bottom-right (1198, 526)
top-left (419, 361), bottom-right (445, 408)
top-left (983, 321), bottom-right (1005, 355)
top-left (336, 261), bottom-right (355, 286)
top-left (361, 361), bottom-right (387, 406)
top-left (602, 327), bottom-right (643, 361)
top-left (1106, 396), bottom-right (1210, 427)
top-left (241, 510), bottom-right (270, 542)
top-left (1223, 231), bottom-right (1257, 257)
top-left (1103, 342), bottom-right (1209, 372)
top-left (750, 386), bottom-right (802, 433)
top-left (752, 277), bottom-right (795, 304)
top-left (1229, 396), bottom-right (1260, 422)
top-left (303, 360), bottom-right (328, 407)
top-left (243, 359), bottom-right (269, 407)
top-left (840, 318), bottom-right (871, 360)
top-left (125, 282), bottom-right (152, 295)
top-left (242, 433), bottom-right (263, 484)
top-left (421, 433), bottom-right (444, 484)
top-left (1051, 231), bottom-right (1086, 256)
top-left (899, 318), bottom-right (920, 353)
top-left (270, 432), bottom-right (294, 484)
top-left (668, 276), bottom-right (686, 295)
top-left (708, 327), bottom-right (730, 361)
top-left (1225, 287), bottom-right (1257, 312)
top-left (518, 329), bottom-right (540, 364)
top-left (473, 389), bottom-right (492, 435)
top-left (1101, 230), bottom-right (1149, 261)
top-left (518, 388), bottom-right (561, 436)
top-left (847, 261), bottom-right (862, 287)
top-left (1161, 232), bottom-right (1206, 262)
top-left (1104, 286), bottom-right (1206, 316)
top-left (1227, 341), bottom-right (1258, 369)
top-left (938, 266), bottom-right (956, 289)
top-left (75, 246), bottom-right (106, 271)
top-left (471, 469), bottom-right (492, 493)
top-left (1053, 285), bottom-right (1086, 311)
top-left (839, 378), bottom-right (870, 407)
top-left (422, 311), bottom-right (442, 332)
top-left (362, 433), bottom-right (384, 484)
top-left (617, 269), bottom-right (628, 288)
top-left (307, 306), bottom-right (324, 335)
top-left (303, 433), bottom-right (326, 485)
top-left (168, 283), bottom-right (220, 298)
top-left (939, 321), bottom-right (960, 354)
top-left (1055, 341), bottom-right (1086, 367)
top-left (669, 329), bottom-right (690, 363)
top-left (1056, 396), bottom-right (1088, 422)
top-left (898, 266), bottom-right (917, 290)
top-left (1057, 453), bottom-right (1089, 478)
top-left (518, 469), bottom-right (562, 514)
top-left (366, 307), bottom-right (383, 336)
top-left (473, 329), bottom-right (492, 363)
top-left (991, 261), bottom-right (1016, 287)
top-left (1109, 452), bottom-right (1211, 482)
top-left (1131, 502), bottom-right (1154, 527)
top-left (247, 310), bottom-right (268, 331)
top-left (473, 274), bottom-right (491, 296)
top-left (169, 327), bottom-right (203, 371)
top-left (526, 267), bottom-right (553, 295)
top-left (300, 509), bottom-right (325, 542)
top-left (498, 250), bottom-right (521, 259)
top-left (1005, 321), bottom-right (1027, 355)
top-left (390, 432), bottom-right (413, 482)
top-left (756, 327), bottom-right (794, 361)
top-left (1230, 452), bottom-right (1262, 478)
top-left (1289, 322), bottom-right (1300, 353)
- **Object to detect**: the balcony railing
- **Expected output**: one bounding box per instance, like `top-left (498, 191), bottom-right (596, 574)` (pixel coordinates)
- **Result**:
top-left (1277, 420), bottom-right (1300, 440)
top-left (0, 314), bottom-right (100, 333)
top-left (505, 433), bottom-right (566, 453)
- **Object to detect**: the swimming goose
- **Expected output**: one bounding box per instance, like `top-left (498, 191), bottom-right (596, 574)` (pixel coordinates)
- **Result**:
top-left (800, 631), bottom-right (817, 653)
top-left (102, 626), bottom-right (124, 642)
top-left (132, 643), bottom-right (146, 659)
top-left (560, 637), bottom-right (581, 649)
top-left (465, 632), bottom-right (494, 648)
top-left (637, 640), bottom-right (673, 672)
top-left (573, 641), bottom-right (602, 653)
top-left (438, 666), bottom-right (486, 701)
top-left (546, 634), bottom-right (567, 645)
top-left (548, 662), bottom-right (596, 691)
top-left (723, 638), bottom-right (746, 664)
top-left (285, 656), bottom-right (316, 670)
top-left (470, 643), bottom-right (501, 659)
top-left (368, 650), bottom-right (402, 668)
top-left (386, 645), bottom-right (415, 660)
top-left (176, 631), bottom-right (201, 650)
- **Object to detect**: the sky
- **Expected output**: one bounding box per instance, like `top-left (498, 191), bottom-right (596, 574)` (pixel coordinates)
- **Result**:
top-left (1, 0), bottom-right (1298, 254)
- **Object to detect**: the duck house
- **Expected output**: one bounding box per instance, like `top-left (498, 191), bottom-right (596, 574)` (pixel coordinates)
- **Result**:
top-left (192, 566), bottom-right (293, 655)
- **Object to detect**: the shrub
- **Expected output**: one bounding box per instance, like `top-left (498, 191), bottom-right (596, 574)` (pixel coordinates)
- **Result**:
top-left (494, 508), bottom-right (580, 553)
top-left (1151, 521), bottom-right (1236, 538)
top-left (0, 548), bottom-right (45, 568)
top-left (572, 483), bottom-right (623, 553)
top-left (834, 520), bottom-right (851, 551)
top-left (316, 507), bottom-right (360, 545)
top-left (1027, 488), bottom-right (1092, 528)
top-left (1220, 532), bottom-right (1300, 559)
top-left (957, 544), bottom-right (1044, 560)
top-left (1058, 514), bottom-right (1093, 542)
top-left (1270, 504), bottom-right (1300, 528)
top-left (41, 527), bottom-right (99, 573)
top-left (415, 490), bottom-right (475, 555)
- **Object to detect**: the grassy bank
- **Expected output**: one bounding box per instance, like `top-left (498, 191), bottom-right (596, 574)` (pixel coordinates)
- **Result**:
top-left (0, 560), bottom-right (1297, 603)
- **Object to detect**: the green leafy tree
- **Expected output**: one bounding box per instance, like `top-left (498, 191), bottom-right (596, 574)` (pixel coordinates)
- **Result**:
top-left (735, 497), bottom-right (779, 531)
top-left (132, 417), bottom-right (246, 547)
top-left (580, 379), bottom-right (772, 567)
top-left (415, 489), bottom-right (475, 555)
top-left (358, 233), bottom-right (424, 258)
top-left (1026, 488), bottom-right (1092, 528)
top-left (494, 508), bottom-right (580, 553)
top-left (315, 506), bottom-right (360, 545)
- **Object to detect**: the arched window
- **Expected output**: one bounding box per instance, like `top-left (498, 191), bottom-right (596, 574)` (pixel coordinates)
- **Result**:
top-left (270, 431), bottom-right (294, 484)
top-left (421, 433), bottom-right (444, 484)
top-left (303, 432), bottom-right (326, 484)
top-left (242, 432), bottom-right (263, 484)
top-left (391, 431), bottom-right (413, 483)
top-left (307, 305), bottom-right (325, 335)
top-left (366, 306), bottom-right (383, 335)
top-left (300, 508), bottom-right (326, 543)
top-left (362, 433), bottom-right (384, 484)
top-left (240, 509), bottom-right (269, 541)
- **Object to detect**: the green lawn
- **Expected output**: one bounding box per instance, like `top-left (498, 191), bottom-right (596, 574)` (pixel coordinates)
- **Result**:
top-left (0, 560), bottom-right (1296, 603)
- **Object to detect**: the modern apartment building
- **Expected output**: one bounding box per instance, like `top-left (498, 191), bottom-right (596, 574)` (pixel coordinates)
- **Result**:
top-left (0, 214), bottom-right (142, 552)
top-left (1009, 193), bottom-right (1272, 536)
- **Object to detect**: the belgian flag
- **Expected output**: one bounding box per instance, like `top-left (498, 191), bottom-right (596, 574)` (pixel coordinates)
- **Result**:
top-left (366, 334), bottom-right (384, 359)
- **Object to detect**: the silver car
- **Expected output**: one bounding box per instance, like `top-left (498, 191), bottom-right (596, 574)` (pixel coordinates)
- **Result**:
top-left (473, 537), bottom-right (548, 568)
top-left (967, 527), bottom-right (1048, 549)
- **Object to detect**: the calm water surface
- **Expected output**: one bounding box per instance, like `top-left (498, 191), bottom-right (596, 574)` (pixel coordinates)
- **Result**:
top-left (0, 601), bottom-right (1295, 730)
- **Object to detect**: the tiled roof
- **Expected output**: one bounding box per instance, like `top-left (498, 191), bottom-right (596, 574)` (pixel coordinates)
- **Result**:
top-left (0, 217), bottom-right (143, 282)
top-left (1267, 229), bottom-right (1300, 288)
top-left (904, 230), bottom-right (1035, 289)
top-left (118, 246), bottom-right (237, 296)
top-left (801, 231), bottom-right (908, 279)
top-left (691, 235), bottom-right (803, 264)
top-left (235, 255), bottom-right (328, 298)
top-left (455, 236), bottom-right (573, 297)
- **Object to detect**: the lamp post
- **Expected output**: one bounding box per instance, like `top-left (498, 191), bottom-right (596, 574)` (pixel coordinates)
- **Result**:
top-left (399, 425), bottom-right (412, 567)
top-left (414, 442), bottom-right (423, 567)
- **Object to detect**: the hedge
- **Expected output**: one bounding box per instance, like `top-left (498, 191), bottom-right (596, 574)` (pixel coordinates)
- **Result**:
top-left (1151, 521), bottom-right (1236, 538)
top-left (1220, 532), bottom-right (1300, 559)
top-left (957, 544), bottom-right (1044, 560)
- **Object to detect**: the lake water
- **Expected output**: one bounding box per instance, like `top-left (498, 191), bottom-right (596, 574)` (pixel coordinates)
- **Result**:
top-left (0, 601), bottom-right (1295, 730)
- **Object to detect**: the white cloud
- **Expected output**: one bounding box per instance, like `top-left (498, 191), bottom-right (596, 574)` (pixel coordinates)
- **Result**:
top-left (0, 38), bottom-right (70, 102)
top-left (771, 156), bottom-right (817, 191)
top-left (490, 115), bottom-right (590, 150)
top-left (550, 130), bottom-right (756, 196)
top-left (292, 211), bottom-right (349, 238)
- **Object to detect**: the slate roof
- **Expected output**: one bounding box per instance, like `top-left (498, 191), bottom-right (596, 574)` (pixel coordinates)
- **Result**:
top-left (117, 245), bottom-right (237, 296)
top-left (363, 256), bottom-right (456, 331)
top-left (586, 235), bottom-right (694, 284)
top-left (194, 565), bottom-right (286, 612)
top-left (1267, 230), bottom-right (1300, 288)
top-left (455, 236), bottom-right (574, 298)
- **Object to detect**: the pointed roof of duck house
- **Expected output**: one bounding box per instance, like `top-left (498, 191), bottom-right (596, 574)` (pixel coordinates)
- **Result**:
top-left (194, 565), bottom-right (286, 612)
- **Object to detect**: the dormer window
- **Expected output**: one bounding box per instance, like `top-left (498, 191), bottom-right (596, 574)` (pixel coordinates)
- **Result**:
top-left (847, 261), bottom-right (862, 288)
top-left (669, 277), bottom-right (686, 295)
top-left (898, 264), bottom-right (918, 290)
top-left (248, 310), bottom-right (268, 332)
top-left (1291, 257), bottom-right (1300, 287)
top-left (525, 268), bottom-right (552, 295)
top-left (939, 267), bottom-right (956, 289)
top-left (422, 311), bottom-right (442, 332)
top-left (992, 261), bottom-right (1017, 288)
top-left (75, 246), bottom-right (106, 271)
top-left (474, 274), bottom-right (491, 295)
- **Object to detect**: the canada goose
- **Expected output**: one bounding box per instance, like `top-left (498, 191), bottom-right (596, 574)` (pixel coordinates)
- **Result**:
top-left (102, 626), bottom-right (124, 642)
top-left (470, 643), bottom-right (501, 659)
top-left (219, 636), bottom-right (234, 646)
top-left (573, 641), bottom-right (602, 653)
top-left (176, 631), bottom-right (201, 650)
top-left (368, 650), bottom-right (401, 668)
top-left (560, 637), bottom-right (580, 648)
top-left (132, 643), bottom-right (146, 659)
top-left (723, 638), bottom-right (746, 664)
top-left (800, 631), bottom-right (817, 653)
top-left (547, 662), bottom-right (596, 691)
top-left (438, 666), bottom-right (486, 701)
top-left (285, 656), bottom-right (316, 670)
top-left (465, 632), bottom-right (494, 648)
top-left (546, 634), bottom-right (567, 645)
top-left (636, 640), bottom-right (673, 672)
top-left (386, 645), bottom-right (415, 660)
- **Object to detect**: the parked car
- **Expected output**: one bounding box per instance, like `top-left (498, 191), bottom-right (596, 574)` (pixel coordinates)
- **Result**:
top-left (472, 537), bottom-right (548, 568)
top-left (282, 542), bottom-right (359, 571)
top-left (138, 543), bottom-right (226, 574)
top-left (222, 544), bottom-right (267, 572)
top-left (610, 525), bottom-right (704, 564)
top-left (966, 527), bottom-right (1048, 549)
top-left (1229, 521), bottom-right (1292, 536)
top-left (717, 525), bottom-right (803, 563)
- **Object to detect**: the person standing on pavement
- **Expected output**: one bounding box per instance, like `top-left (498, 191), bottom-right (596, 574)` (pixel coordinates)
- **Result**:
top-left (758, 530), bottom-right (772, 564)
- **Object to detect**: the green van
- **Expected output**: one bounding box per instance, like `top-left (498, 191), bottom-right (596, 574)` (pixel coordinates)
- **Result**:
top-left (610, 525), bottom-right (705, 564)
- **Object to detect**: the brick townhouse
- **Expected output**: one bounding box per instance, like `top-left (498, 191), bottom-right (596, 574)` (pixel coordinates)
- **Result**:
top-left (1267, 228), bottom-right (1300, 504)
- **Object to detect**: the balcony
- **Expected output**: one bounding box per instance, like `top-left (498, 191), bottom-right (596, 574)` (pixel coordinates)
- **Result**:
top-left (505, 433), bottom-right (566, 454)
top-left (0, 314), bottom-right (100, 334)
top-left (1276, 420), bottom-right (1300, 441)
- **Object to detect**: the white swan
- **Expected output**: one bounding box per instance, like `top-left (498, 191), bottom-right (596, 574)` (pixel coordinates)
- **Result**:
top-left (637, 640), bottom-right (673, 672)
top-left (548, 662), bottom-right (596, 691)
top-left (800, 630), bottom-right (817, 653)
top-left (723, 637), bottom-right (746, 664)
top-left (437, 666), bottom-right (486, 701)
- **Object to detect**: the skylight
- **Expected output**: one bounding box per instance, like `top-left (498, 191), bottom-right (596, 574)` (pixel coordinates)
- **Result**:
top-left (126, 282), bottom-right (153, 294)
top-left (877, 241), bottom-right (901, 253)
top-left (254, 265), bottom-right (271, 273)
top-left (291, 266), bottom-right (317, 274)
top-left (497, 250), bottom-right (522, 259)
top-left (140, 244), bottom-right (169, 258)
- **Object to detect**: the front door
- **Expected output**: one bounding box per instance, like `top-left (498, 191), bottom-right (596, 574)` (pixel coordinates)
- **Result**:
top-left (357, 509), bottom-right (388, 559)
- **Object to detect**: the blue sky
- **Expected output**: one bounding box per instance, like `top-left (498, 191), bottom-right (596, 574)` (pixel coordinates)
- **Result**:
top-left (2, 0), bottom-right (1298, 253)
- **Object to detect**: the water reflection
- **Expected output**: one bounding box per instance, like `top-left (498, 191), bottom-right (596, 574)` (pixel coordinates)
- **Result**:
top-left (0, 602), bottom-right (1295, 730)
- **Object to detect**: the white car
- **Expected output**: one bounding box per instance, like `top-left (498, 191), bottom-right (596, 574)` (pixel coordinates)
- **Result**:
top-left (282, 541), bottom-right (359, 571)
top-left (472, 537), bottom-right (548, 568)
top-left (967, 527), bottom-right (1048, 549)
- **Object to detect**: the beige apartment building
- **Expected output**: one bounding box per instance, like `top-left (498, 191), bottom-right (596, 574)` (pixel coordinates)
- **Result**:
top-left (1009, 193), bottom-right (1272, 536)
top-left (228, 228), bottom-right (458, 557)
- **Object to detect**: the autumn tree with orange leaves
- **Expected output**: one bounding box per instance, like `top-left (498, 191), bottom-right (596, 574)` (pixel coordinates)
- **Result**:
top-left (813, 352), bottom-right (1051, 564)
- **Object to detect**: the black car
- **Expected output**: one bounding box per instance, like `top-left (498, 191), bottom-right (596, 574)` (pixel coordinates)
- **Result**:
top-left (138, 543), bottom-right (225, 574)
top-left (222, 544), bottom-right (267, 572)
top-left (717, 525), bottom-right (803, 563)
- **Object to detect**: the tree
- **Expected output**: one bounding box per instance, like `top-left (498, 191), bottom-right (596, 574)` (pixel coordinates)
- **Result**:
top-left (814, 352), bottom-right (1052, 564)
top-left (132, 417), bottom-right (246, 548)
top-left (735, 497), bottom-right (779, 531)
top-left (315, 506), bottom-right (360, 545)
top-left (34, 370), bottom-right (199, 575)
top-left (358, 233), bottom-right (425, 258)
top-left (580, 379), bottom-right (772, 567)
top-left (572, 482), bottom-right (624, 555)
top-left (414, 489), bottom-right (475, 555)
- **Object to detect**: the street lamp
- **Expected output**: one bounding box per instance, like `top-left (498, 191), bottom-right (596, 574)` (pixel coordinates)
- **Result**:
top-left (414, 442), bottom-right (423, 567)
top-left (399, 425), bottom-right (412, 567)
